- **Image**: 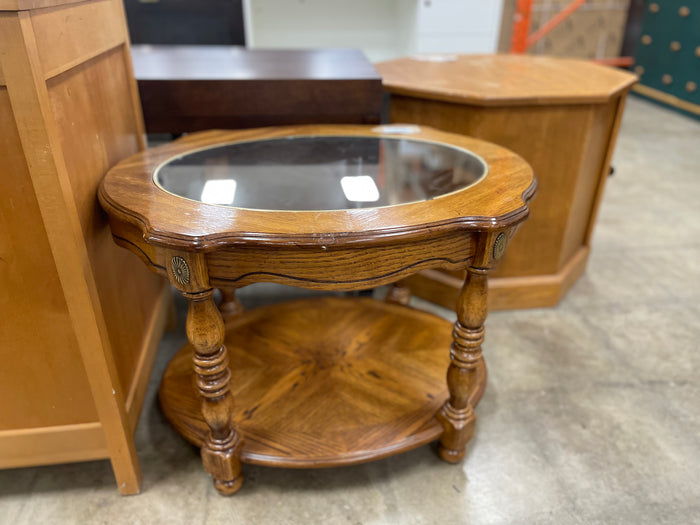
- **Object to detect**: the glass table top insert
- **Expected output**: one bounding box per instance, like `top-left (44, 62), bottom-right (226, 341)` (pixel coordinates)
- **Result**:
top-left (155, 135), bottom-right (488, 211)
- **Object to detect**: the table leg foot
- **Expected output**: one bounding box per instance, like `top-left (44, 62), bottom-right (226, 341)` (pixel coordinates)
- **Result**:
top-left (214, 477), bottom-right (244, 496)
top-left (438, 446), bottom-right (466, 464)
top-left (437, 403), bottom-right (475, 463)
top-left (202, 434), bottom-right (244, 495)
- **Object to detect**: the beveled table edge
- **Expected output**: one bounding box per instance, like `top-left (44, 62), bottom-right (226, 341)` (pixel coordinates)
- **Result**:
top-left (375, 54), bottom-right (639, 107)
top-left (99, 125), bottom-right (537, 251)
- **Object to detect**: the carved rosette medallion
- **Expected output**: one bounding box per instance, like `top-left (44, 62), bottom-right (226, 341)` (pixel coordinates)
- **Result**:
top-left (171, 256), bottom-right (191, 286)
top-left (493, 233), bottom-right (507, 260)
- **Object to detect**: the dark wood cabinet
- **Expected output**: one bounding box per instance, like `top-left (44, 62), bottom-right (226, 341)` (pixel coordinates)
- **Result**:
top-left (124, 0), bottom-right (245, 45)
top-left (132, 46), bottom-right (383, 134)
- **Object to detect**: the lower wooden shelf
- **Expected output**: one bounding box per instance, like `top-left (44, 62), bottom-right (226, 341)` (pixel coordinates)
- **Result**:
top-left (160, 296), bottom-right (486, 468)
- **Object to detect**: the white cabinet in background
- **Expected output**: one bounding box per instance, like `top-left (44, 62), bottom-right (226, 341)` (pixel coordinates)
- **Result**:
top-left (243, 0), bottom-right (505, 62)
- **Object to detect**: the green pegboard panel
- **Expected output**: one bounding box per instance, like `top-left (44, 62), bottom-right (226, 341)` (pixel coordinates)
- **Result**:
top-left (634, 1), bottom-right (700, 117)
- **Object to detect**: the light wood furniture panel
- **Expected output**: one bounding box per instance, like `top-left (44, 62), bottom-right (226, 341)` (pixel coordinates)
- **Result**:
top-left (0, 0), bottom-right (170, 494)
top-left (376, 55), bottom-right (637, 310)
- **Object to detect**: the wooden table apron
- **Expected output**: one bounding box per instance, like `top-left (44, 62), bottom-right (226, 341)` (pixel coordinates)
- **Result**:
top-left (98, 125), bottom-right (536, 495)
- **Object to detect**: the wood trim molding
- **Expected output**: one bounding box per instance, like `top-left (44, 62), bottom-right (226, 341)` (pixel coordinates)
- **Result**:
top-left (489, 245), bottom-right (589, 309)
top-left (633, 83), bottom-right (700, 117)
top-left (42, 41), bottom-right (124, 80)
top-left (0, 0), bottom-right (87, 12)
top-left (0, 423), bottom-right (107, 468)
top-left (30, 0), bottom-right (126, 80)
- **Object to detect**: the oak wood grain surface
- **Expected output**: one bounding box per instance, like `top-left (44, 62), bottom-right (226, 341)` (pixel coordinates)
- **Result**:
top-left (376, 54), bottom-right (635, 310)
top-left (377, 54), bottom-right (637, 106)
top-left (160, 297), bottom-right (487, 467)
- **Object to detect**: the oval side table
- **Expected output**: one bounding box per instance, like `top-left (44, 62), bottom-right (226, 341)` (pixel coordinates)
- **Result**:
top-left (98, 124), bottom-right (536, 495)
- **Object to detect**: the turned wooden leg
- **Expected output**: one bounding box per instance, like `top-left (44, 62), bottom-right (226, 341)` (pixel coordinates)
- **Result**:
top-left (219, 288), bottom-right (243, 318)
top-left (184, 288), bottom-right (243, 495)
top-left (386, 280), bottom-right (412, 305)
top-left (437, 266), bottom-right (488, 463)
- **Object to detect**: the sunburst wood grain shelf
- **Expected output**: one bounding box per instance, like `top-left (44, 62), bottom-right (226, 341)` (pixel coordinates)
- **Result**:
top-left (160, 297), bottom-right (486, 467)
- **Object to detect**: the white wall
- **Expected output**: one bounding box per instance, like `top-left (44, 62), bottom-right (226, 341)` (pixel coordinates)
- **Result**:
top-left (414, 0), bottom-right (504, 55)
top-left (244, 0), bottom-right (505, 62)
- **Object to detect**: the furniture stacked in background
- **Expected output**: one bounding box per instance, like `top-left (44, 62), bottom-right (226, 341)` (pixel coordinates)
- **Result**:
top-left (0, 0), bottom-right (170, 494)
top-left (376, 54), bottom-right (637, 310)
top-left (131, 46), bottom-right (383, 135)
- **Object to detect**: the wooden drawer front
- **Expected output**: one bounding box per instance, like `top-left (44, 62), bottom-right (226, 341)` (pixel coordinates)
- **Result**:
top-left (206, 232), bottom-right (475, 291)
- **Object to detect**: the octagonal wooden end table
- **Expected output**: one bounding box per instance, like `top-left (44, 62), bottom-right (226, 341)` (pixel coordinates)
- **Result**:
top-left (98, 124), bottom-right (536, 495)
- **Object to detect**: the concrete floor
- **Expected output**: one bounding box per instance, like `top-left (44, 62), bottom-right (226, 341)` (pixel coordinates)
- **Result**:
top-left (2, 96), bottom-right (699, 524)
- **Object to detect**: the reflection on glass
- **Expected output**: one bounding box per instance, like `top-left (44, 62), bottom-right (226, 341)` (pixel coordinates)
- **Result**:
top-left (155, 136), bottom-right (487, 211)
top-left (200, 179), bottom-right (236, 205)
top-left (340, 176), bottom-right (380, 202)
